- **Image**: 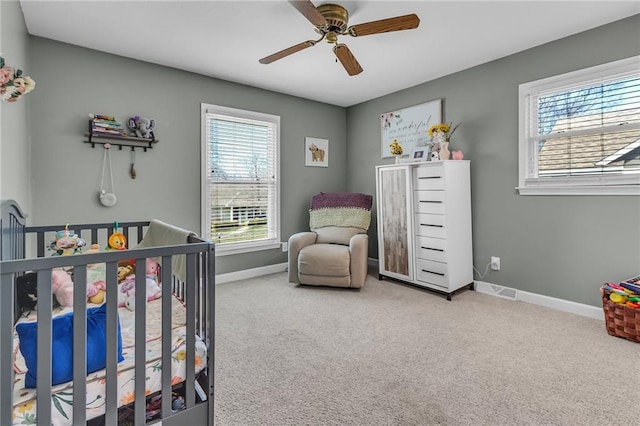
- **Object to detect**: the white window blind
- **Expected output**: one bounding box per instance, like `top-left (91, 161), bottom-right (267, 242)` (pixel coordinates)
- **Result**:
top-left (202, 104), bottom-right (280, 252)
top-left (518, 56), bottom-right (640, 195)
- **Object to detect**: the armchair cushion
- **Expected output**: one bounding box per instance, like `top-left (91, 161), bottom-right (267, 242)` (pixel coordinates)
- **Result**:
top-left (299, 244), bottom-right (350, 277)
top-left (315, 226), bottom-right (365, 245)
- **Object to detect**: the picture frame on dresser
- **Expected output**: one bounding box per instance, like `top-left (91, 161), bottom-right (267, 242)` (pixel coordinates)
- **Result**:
top-left (409, 147), bottom-right (428, 162)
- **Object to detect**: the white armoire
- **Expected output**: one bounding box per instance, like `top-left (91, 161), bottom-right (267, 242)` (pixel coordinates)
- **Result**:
top-left (375, 161), bottom-right (473, 300)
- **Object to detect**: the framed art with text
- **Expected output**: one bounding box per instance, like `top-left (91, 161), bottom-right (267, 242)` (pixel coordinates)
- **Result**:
top-left (380, 99), bottom-right (441, 158)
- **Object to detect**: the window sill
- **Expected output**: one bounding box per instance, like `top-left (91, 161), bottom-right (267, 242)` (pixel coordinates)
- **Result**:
top-left (214, 241), bottom-right (281, 256)
top-left (517, 186), bottom-right (640, 196)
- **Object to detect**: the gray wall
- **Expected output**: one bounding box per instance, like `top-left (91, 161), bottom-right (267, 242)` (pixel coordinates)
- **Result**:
top-left (4, 7), bottom-right (638, 305)
top-left (0, 0), bottom-right (32, 215)
top-left (347, 14), bottom-right (640, 307)
top-left (28, 37), bottom-right (347, 274)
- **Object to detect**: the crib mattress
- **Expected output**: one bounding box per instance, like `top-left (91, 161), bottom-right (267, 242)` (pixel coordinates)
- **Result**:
top-left (12, 296), bottom-right (207, 425)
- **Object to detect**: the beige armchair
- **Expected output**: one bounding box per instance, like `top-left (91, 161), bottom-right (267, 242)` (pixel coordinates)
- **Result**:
top-left (288, 192), bottom-right (372, 288)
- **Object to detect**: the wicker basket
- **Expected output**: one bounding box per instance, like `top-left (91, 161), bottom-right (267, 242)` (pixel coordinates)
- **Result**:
top-left (602, 293), bottom-right (640, 343)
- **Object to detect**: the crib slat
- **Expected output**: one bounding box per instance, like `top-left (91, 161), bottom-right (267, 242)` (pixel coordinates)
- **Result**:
top-left (185, 252), bottom-right (196, 409)
top-left (36, 269), bottom-right (53, 426)
top-left (0, 273), bottom-right (15, 426)
top-left (134, 259), bottom-right (147, 425)
top-left (72, 265), bottom-right (88, 424)
top-left (207, 243), bottom-right (216, 423)
top-left (36, 232), bottom-right (45, 258)
top-left (161, 255), bottom-right (173, 419)
top-left (105, 261), bottom-right (119, 425)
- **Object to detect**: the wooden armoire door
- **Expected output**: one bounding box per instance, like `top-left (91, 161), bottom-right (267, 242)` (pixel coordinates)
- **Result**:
top-left (376, 165), bottom-right (412, 280)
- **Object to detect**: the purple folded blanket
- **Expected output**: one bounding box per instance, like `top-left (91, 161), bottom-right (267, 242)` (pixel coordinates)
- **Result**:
top-left (309, 192), bottom-right (372, 230)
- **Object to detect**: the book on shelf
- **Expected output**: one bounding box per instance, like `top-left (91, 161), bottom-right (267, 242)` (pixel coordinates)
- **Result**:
top-left (92, 119), bottom-right (123, 128)
top-left (91, 128), bottom-right (126, 136)
top-left (89, 113), bottom-right (117, 122)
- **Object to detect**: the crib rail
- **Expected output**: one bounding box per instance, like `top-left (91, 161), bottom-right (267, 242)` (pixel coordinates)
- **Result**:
top-left (26, 220), bottom-right (151, 258)
top-left (0, 211), bottom-right (215, 426)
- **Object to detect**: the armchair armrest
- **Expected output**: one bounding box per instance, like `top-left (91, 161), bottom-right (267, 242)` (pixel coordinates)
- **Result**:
top-left (349, 233), bottom-right (369, 288)
top-left (288, 232), bottom-right (317, 283)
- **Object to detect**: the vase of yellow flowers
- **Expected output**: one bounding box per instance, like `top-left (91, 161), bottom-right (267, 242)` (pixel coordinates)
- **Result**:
top-left (389, 139), bottom-right (403, 163)
top-left (428, 122), bottom-right (460, 160)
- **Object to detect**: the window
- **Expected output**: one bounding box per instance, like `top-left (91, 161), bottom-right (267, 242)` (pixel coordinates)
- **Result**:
top-left (518, 56), bottom-right (640, 195)
top-left (201, 104), bottom-right (280, 255)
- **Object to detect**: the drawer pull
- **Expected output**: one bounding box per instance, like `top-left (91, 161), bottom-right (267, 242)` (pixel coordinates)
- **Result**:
top-left (418, 176), bottom-right (442, 180)
top-left (420, 224), bottom-right (443, 228)
top-left (421, 246), bottom-right (444, 252)
top-left (419, 200), bottom-right (442, 204)
top-left (421, 269), bottom-right (445, 276)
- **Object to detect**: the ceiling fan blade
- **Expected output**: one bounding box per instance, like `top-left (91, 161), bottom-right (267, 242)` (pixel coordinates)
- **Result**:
top-left (333, 44), bottom-right (363, 76)
top-left (288, 0), bottom-right (328, 27)
top-left (348, 14), bottom-right (420, 37)
top-left (259, 40), bottom-right (316, 64)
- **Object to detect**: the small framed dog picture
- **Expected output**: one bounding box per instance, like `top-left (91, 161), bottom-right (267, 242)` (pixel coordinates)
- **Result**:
top-left (305, 137), bottom-right (328, 167)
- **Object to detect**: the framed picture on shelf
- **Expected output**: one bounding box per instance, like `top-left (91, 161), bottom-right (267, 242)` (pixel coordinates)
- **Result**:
top-left (380, 99), bottom-right (441, 158)
top-left (305, 137), bottom-right (328, 167)
top-left (409, 146), bottom-right (428, 162)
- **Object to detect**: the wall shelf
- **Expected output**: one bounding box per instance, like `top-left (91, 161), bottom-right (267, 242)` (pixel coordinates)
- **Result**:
top-left (84, 132), bottom-right (158, 151)
top-left (84, 119), bottom-right (158, 152)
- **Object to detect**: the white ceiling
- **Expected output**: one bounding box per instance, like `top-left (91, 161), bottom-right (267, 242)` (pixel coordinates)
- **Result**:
top-left (19, 0), bottom-right (639, 107)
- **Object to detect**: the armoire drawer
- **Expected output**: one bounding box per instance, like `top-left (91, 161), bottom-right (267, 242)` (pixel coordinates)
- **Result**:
top-left (413, 165), bottom-right (444, 190)
top-left (415, 235), bottom-right (447, 262)
top-left (414, 213), bottom-right (446, 238)
top-left (414, 190), bottom-right (445, 214)
top-left (415, 258), bottom-right (448, 288)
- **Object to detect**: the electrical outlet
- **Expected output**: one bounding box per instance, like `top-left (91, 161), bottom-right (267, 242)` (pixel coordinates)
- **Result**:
top-left (491, 256), bottom-right (500, 271)
top-left (281, 242), bottom-right (288, 252)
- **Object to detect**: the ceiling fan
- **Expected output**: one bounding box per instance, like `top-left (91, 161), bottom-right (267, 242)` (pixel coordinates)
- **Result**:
top-left (259, 1), bottom-right (420, 76)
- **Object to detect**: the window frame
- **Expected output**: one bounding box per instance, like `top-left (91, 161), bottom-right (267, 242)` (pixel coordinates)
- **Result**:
top-left (201, 103), bottom-right (281, 256)
top-left (518, 55), bottom-right (640, 196)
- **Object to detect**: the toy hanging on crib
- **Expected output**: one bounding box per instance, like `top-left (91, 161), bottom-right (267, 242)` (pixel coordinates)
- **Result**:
top-left (48, 225), bottom-right (86, 256)
top-left (106, 222), bottom-right (127, 251)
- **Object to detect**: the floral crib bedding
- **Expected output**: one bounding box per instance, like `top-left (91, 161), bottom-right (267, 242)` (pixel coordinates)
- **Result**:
top-left (12, 295), bottom-right (207, 425)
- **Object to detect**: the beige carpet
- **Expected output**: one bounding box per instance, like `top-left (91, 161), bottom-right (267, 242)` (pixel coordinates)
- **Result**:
top-left (214, 271), bottom-right (638, 425)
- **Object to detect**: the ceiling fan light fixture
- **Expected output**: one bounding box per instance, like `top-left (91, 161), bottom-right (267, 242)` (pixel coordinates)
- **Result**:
top-left (326, 31), bottom-right (338, 44)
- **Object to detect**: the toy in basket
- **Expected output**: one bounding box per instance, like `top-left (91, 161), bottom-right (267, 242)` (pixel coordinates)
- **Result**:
top-left (600, 275), bottom-right (640, 343)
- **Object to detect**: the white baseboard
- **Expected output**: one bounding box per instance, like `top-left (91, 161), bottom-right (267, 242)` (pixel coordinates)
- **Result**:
top-left (216, 262), bottom-right (288, 284)
top-left (475, 281), bottom-right (604, 321)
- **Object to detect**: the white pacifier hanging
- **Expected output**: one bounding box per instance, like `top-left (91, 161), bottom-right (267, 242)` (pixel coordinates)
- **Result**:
top-left (99, 143), bottom-right (117, 207)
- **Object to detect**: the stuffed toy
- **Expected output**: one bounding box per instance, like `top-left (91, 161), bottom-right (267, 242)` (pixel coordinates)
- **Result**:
top-left (118, 276), bottom-right (162, 310)
top-left (87, 280), bottom-right (106, 304)
top-left (85, 243), bottom-right (100, 254)
top-left (118, 264), bottom-right (134, 282)
top-left (146, 258), bottom-right (160, 282)
top-left (52, 270), bottom-right (108, 306)
top-left (107, 231), bottom-right (127, 251)
top-left (52, 270), bottom-right (74, 307)
top-left (127, 115), bottom-right (156, 139)
top-left (49, 228), bottom-right (86, 256)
